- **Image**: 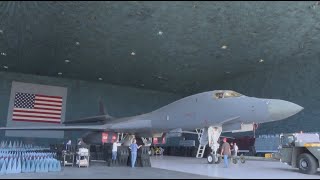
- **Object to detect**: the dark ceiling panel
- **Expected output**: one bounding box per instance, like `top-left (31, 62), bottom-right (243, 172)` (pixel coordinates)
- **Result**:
top-left (0, 1), bottom-right (319, 95)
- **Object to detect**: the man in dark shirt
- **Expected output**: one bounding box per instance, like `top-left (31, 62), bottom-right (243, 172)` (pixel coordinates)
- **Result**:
top-left (220, 137), bottom-right (231, 168)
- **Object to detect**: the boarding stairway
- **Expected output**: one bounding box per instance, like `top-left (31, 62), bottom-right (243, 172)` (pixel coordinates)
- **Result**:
top-left (195, 127), bottom-right (222, 158)
top-left (196, 128), bottom-right (208, 158)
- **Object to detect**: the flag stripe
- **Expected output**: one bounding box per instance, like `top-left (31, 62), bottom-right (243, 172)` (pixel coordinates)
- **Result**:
top-left (13, 112), bottom-right (61, 118)
top-left (13, 108), bottom-right (61, 115)
top-left (35, 94), bottom-right (62, 99)
top-left (13, 114), bottom-right (60, 120)
top-left (12, 119), bottom-right (61, 124)
top-left (35, 96), bottom-right (63, 102)
top-left (12, 115), bottom-right (61, 122)
top-left (34, 103), bottom-right (62, 107)
top-left (32, 107), bottom-right (62, 111)
top-left (34, 98), bottom-right (62, 103)
top-left (34, 105), bottom-right (62, 110)
top-left (34, 100), bottom-right (62, 106)
top-left (12, 116), bottom-right (61, 121)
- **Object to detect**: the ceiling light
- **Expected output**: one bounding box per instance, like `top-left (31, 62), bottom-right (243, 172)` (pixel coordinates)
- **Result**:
top-left (131, 52), bottom-right (136, 56)
top-left (1, 52), bottom-right (7, 56)
top-left (75, 42), bottom-right (80, 45)
top-left (0, 30), bottom-right (3, 34)
top-left (221, 45), bottom-right (227, 49)
top-left (98, 77), bottom-right (103, 81)
top-left (65, 59), bottom-right (70, 63)
top-left (158, 31), bottom-right (163, 35)
top-left (3, 65), bottom-right (8, 69)
top-left (58, 72), bottom-right (62, 75)
top-left (225, 71), bottom-right (230, 74)
top-left (259, 59), bottom-right (264, 63)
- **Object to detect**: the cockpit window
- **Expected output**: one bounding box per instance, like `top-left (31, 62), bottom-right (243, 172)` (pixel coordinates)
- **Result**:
top-left (213, 91), bottom-right (243, 99)
top-left (215, 92), bottom-right (224, 99)
top-left (223, 91), bottom-right (243, 98)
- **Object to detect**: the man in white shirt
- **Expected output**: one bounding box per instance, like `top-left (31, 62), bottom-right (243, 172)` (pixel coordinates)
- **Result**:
top-left (66, 139), bottom-right (72, 151)
top-left (112, 140), bottom-right (122, 161)
top-left (234, 143), bottom-right (239, 157)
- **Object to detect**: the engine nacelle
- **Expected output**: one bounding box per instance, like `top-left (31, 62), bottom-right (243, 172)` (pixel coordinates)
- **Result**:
top-left (82, 131), bottom-right (117, 145)
top-left (231, 123), bottom-right (255, 133)
top-left (166, 128), bottom-right (183, 138)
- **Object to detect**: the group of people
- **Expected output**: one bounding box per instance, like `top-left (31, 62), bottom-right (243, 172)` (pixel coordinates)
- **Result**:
top-left (220, 137), bottom-right (239, 168)
top-left (112, 139), bottom-right (142, 168)
top-left (69, 137), bottom-right (238, 169)
top-left (65, 138), bottom-right (141, 168)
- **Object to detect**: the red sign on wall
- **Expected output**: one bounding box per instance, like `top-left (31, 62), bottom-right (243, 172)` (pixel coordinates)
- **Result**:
top-left (102, 132), bottom-right (108, 143)
top-left (153, 138), bottom-right (158, 144)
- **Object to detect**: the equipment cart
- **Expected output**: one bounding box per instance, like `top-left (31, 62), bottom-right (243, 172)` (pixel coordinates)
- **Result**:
top-left (76, 148), bottom-right (90, 168)
top-left (63, 151), bottom-right (75, 167)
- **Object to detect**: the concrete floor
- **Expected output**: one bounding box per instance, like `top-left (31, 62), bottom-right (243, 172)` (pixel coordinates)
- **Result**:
top-left (0, 161), bottom-right (213, 179)
top-left (1, 156), bottom-right (319, 179)
top-left (150, 156), bottom-right (320, 179)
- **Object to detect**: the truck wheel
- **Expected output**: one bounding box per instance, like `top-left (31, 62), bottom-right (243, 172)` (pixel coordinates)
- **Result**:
top-left (232, 158), bottom-right (238, 164)
top-left (240, 157), bottom-right (246, 164)
top-left (298, 153), bottom-right (318, 174)
top-left (207, 154), bottom-right (214, 164)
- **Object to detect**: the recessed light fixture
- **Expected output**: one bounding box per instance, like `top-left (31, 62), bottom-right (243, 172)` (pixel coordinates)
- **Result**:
top-left (131, 52), bottom-right (136, 56)
top-left (0, 30), bottom-right (3, 34)
top-left (58, 72), bottom-right (62, 75)
top-left (158, 31), bottom-right (163, 35)
top-left (3, 65), bottom-right (8, 69)
top-left (259, 59), bottom-right (264, 63)
top-left (65, 59), bottom-right (70, 63)
top-left (221, 45), bottom-right (227, 49)
top-left (75, 42), bottom-right (80, 45)
top-left (98, 77), bottom-right (103, 81)
top-left (1, 52), bottom-right (7, 56)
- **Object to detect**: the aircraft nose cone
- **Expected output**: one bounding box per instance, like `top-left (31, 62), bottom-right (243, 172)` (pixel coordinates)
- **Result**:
top-left (267, 99), bottom-right (303, 121)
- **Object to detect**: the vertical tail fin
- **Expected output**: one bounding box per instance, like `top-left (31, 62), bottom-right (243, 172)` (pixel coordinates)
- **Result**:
top-left (99, 97), bottom-right (107, 115)
top-left (98, 97), bottom-right (113, 119)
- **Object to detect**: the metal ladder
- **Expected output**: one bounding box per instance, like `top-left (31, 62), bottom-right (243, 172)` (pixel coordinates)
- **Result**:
top-left (141, 137), bottom-right (152, 146)
top-left (117, 133), bottom-right (124, 141)
top-left (196, 128), bottom-right (208, 158)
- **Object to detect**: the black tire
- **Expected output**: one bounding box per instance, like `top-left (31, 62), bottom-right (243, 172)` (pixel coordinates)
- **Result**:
top-left (232, 158), bottom-right (238, 164)
top-left (298, 153), bottom-right (318, 175)
top-left (240, 157), bottom-right (246, 164)
top-left (207, 154), bottom-right (214, 164)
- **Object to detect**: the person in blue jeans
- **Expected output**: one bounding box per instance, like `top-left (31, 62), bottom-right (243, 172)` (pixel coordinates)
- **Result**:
top-left (112, 140), bottom-right (122, 161)
top-left (220, 137), bottom-right (231, 168)
top-left (129, 139), bottom-right (142, 168)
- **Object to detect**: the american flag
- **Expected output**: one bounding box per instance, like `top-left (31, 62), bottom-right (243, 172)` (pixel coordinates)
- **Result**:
top-left (12, 92), bottom-right (63, 124)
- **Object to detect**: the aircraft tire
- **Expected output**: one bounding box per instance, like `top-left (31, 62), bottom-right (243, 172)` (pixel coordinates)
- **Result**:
top-left (298, 153), bottom-right (318, 174)
top-left (207, 154), bottom-right (214, 164)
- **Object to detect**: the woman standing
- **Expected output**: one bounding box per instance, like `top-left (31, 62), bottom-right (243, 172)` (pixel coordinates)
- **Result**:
top-left (129, 139), bottom-right (142, 168)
